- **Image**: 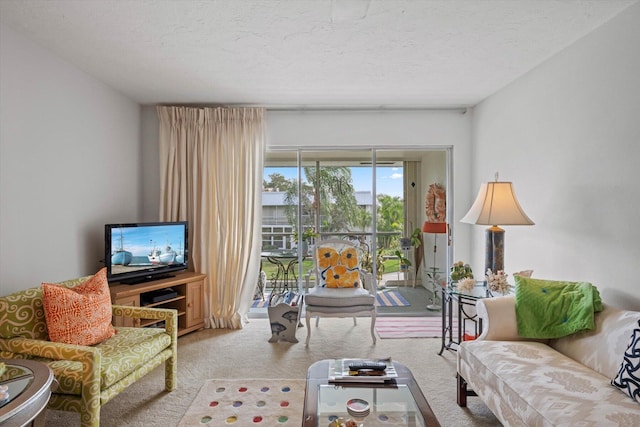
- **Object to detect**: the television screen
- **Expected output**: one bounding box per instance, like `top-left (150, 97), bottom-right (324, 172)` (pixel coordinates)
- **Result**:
top-left (105, 221), bottom-right (188, 284)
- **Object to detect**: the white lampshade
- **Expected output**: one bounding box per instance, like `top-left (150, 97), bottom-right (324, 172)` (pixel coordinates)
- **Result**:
top-left (461, 182), bottom-right (534, 226)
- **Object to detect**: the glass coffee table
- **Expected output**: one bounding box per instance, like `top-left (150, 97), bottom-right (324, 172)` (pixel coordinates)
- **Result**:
top-left (303, 359), bottom-right (440, 427)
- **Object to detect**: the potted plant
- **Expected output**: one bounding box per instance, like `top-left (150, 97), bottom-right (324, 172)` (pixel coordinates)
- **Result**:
top-left (409, 227), bottom-right (423, 247)
top-left (397, 228), bottom-right (423, 284)
top-left (450, 261), bottom-right (474, 282)
top-left (362, 248), bottom-right (386, 280)
top-left (394, 249), bottom-right (412, 270)
top-left (293, 228), bottom-right (318, 255)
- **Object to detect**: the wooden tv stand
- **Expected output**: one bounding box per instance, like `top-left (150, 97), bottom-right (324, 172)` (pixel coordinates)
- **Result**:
top-left (109, 272), bottom-right (206, 336)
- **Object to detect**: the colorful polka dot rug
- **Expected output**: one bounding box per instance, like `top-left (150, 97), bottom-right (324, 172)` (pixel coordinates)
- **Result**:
top-left (178, 379), bottom-right (306, 426)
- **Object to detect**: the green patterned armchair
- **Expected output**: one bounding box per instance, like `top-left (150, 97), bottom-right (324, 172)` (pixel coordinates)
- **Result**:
top-left (0, 276), bottom-right (178, 427)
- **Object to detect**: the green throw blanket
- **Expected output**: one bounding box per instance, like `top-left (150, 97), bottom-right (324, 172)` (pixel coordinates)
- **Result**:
top-left (515, 276), bottom-right (602, 339)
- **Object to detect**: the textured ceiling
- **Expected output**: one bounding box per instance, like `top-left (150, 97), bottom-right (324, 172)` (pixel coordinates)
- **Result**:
top-left (0, 0), bottom-right (636, 107)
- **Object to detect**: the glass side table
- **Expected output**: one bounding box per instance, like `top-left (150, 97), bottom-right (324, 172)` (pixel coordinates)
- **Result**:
top-left (0, 359), bottom-right (55, 427)
top-left (438, 282), bottom-right (489, 355)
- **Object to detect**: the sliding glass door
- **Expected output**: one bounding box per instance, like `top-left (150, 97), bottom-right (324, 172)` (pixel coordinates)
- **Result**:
top-left (259, 147), bottom-right (451, 309)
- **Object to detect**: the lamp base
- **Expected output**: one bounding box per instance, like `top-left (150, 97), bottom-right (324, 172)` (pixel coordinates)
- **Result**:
top-left (426, 304), bottom-right (441, 311)
top-left (485, 226), bottom-right (505, 273)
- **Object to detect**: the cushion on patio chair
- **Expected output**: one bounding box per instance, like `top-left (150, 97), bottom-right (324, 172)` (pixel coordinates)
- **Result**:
top-left (305, 286), bottom-right (375, 307)
top-left (304, 305), bottom-right (376, 314)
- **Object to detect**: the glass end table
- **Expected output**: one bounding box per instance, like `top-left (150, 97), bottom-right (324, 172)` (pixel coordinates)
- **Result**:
top-left (438, 281), bottom-right (489, 355)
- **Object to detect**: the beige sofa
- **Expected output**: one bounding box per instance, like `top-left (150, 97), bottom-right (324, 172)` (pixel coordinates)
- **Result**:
top-left (457, 295), bottom-right (639, 426)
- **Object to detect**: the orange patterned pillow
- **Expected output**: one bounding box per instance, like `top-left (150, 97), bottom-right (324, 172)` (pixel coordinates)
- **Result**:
top-left (42, 268), bottom-right (116, 346)
top-left (325, 267), bottom-right (360, 288)
top-left (316, 246), bottom-right (361, 288)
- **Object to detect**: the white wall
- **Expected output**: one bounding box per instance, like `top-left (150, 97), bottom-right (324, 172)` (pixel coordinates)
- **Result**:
top-left (469, 3), bottom-right (640, 309)
top-left (0, 24), bottom-right (141, 294)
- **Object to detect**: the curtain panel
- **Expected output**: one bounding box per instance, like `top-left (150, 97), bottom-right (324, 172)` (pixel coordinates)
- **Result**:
top-left (157, 106), bottom-right (265, 329)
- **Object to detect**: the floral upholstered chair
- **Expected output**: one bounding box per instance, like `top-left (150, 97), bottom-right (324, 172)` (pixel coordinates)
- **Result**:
top-left (0, 270), bottom-right (177, 427)
top-left (304, 239), bottom-right (377, 346)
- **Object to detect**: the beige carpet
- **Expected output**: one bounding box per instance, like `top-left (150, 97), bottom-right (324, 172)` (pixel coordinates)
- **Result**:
top-left (43, 317), bottom-right (501, 426)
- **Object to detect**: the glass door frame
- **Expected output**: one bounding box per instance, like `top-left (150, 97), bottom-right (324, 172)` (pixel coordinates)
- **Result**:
top-left (264, 146), bottom-right (453, 293)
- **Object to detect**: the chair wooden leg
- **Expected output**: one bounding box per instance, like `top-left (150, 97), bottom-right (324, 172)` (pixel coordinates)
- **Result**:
top-left (352, 317), bottom-right (357, 326)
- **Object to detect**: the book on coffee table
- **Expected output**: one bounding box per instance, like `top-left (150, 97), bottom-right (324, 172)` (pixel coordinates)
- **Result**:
top-left (328, 358), bottom-right (398, 383)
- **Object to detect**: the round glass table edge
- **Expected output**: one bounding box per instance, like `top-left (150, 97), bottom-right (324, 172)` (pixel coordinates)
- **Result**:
top-left (0, 359), bottom-right (54, 424)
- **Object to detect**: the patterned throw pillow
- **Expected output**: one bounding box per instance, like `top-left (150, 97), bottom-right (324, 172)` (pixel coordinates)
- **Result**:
top-left (42, 267), bottom-right (116, 346)
top-left (611, 319), bottom-right (640, 404)
top-left (316, 246), bottom-right (360, 288)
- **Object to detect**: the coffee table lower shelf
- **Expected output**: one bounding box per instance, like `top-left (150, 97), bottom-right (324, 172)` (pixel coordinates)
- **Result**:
top-left (303, 359), bottom-right (440, 427)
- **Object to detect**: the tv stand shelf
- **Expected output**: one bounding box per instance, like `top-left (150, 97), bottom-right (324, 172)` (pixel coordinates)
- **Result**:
top-left (109, 272), bottom-right (206, 336)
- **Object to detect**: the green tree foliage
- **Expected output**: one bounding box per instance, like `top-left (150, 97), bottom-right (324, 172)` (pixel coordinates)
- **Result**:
top-left (263, 172), bottom-right (293, 192)
top-left (352, 206), bottom-right (372, 232)
top-left (303, 166), bottom-right (360, 234)
top-left (281, 176), bottom-right (313, 232)
top-left (266, 167), bottom-right (363, 236)
top-left (264, 168), bottom-right (403, 252)
top-left (376, 194), bottom-right (404, 249)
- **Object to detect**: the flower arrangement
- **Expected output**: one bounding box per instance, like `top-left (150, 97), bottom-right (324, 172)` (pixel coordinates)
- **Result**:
top-left (457, 277), bottom-right (476, 293)
top-left (450, 261), bottom-right (473, 281)
top-left (486, 269), bottom-right (510, 295)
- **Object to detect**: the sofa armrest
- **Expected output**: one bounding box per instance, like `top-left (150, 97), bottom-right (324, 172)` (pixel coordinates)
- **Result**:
top-left (1, 336), bottom-right (102, 407)
top-left (112, 305), bottom-right (175, 320)
top-left (476, 295), bottom-right (521, 340)
top-left (111, 305), bottom-right (178, 342)
top-left (111, 306), bottom-right (178, 394)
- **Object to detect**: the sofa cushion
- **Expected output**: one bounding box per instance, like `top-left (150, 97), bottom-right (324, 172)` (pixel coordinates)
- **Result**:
top-left (459, 340), bottom-right (640, 426)
top-left (611, 319), bottom-right (640, 404)
top-left (550, 304), bottom-right (640, 378)
top-left (42, 268), bottom-right (116, 346)
top-left (40, 327), bottom-right (172, 395)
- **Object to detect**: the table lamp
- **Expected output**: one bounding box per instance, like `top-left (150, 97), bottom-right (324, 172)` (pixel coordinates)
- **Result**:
top-left (461, 174), bottom-right (534, 274)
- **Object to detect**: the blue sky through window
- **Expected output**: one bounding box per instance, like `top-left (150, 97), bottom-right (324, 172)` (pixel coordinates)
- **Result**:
top-left (264, 166), bottom-right (402, 198)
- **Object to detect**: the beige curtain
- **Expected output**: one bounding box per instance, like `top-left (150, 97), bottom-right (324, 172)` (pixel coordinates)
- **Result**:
top-left (157, 106), bottom-right (265, 329)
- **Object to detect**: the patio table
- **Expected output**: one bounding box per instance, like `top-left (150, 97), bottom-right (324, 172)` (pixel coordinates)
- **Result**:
top-left (261, 250), bottom-right (306, 294)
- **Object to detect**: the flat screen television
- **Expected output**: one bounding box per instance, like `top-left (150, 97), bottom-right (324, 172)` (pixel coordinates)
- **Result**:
top-left (105, 221), bottom-right (188, 284)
